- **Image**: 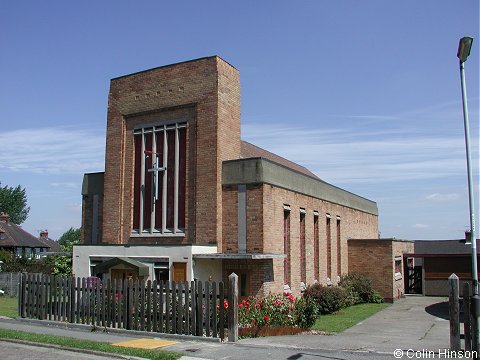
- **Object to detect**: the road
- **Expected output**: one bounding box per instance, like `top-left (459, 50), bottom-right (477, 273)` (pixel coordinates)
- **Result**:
top-left (1, 340), bottom-right (119, 360)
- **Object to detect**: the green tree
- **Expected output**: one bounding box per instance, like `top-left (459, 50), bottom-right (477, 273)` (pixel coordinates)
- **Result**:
top-left (0, 182), bottom-right (30, 224)
top-left (58, 227), bottom-right (81, 252)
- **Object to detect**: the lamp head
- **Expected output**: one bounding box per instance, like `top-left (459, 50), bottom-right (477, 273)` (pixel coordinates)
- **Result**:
top-left (458, 37), bottom-right (473, 63)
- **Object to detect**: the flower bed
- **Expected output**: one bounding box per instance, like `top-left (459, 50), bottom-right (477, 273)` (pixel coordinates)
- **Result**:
top-left (238, 292), bottom-right (317, 337)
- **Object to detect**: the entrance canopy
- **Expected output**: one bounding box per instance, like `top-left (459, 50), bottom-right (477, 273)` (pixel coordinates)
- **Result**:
top-left (94, 256), bottom-right (149, 277)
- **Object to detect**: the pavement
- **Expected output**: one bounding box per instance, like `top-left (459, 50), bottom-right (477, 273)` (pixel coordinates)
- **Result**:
top-left (239, 295), bottom-right (451, 354)
top-left (0, 295), bottom-right (453, 359)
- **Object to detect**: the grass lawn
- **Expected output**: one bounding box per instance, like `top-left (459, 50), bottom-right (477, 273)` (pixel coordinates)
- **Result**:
top-left (0, 296), bottom-right (18, 318)
top-left (311, 303), bottom-right (390, 334)
top-left (0, 328), bottom-right (181, 360)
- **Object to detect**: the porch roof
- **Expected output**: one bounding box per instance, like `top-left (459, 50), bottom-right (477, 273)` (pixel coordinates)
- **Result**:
top-left (94, 256), bottom-right (149, 276)
top-left (193, 253), bottom-right (286, 260)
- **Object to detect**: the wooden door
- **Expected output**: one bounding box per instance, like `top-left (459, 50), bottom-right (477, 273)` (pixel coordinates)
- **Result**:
top-left (173, 262), bottom-right (187, 282)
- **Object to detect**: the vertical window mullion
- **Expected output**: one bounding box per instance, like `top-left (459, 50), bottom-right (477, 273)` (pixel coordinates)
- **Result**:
top-left (139, 130), bottom-right (145, 233)
top-left (150, 131), bottom-right (157, 234)
top-left (174, 124), bottom-right (179, 233)
top-left (162, 125), bottom-right (168, 234)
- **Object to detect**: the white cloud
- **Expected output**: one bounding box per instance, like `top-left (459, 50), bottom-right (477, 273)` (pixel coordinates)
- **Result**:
top-left (0, 126), bottom-right (105, 175)
top-left (425, 193), bottom-right (461, 202)
top-left (242, 122), bottom-right (467, 184)
top-left (50, 182), bottom-right (79, 189)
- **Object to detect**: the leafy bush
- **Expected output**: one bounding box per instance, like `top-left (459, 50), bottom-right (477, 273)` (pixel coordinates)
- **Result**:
top-left (303, 284), bottom-right (346, 314)
top-left (370, 290), bottom-right (384, 303)
top-left (293, 297), bottom-right (317, 328)
top-left (339, 273), bottom-right (375, 303)
top-left (239, 292), bottom-right (296, 328)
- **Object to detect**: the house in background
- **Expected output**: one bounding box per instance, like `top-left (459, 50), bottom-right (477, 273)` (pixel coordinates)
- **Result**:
top-left (0, 212), bottom-right (61, 257)
top-left (74, 56), bottom-right (379, 297)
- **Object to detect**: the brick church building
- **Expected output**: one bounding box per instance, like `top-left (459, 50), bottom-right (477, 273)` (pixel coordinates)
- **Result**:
top-left (73, 56), bottom-right (380, 297)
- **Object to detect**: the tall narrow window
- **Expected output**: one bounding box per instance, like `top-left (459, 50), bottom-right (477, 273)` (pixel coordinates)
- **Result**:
top-left (326, 214), bottom-right (331, 279)
top-left (283, 206), bottom-right (291, 286)
top-left (133, 122), bottom-right (187, 235)
top-left (313, 212), bottom-right (319, 280)
top-left (300, 208), bottom-right (306, 283)
top-left (336, 217), bottom-right (341, 276)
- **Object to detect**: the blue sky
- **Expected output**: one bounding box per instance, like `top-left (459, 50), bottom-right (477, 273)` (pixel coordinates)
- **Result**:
top-left (0, 1), bottom-right (478, 240)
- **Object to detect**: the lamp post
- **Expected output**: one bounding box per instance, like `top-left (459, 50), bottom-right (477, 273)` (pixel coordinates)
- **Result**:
top-left (457, 35), bottom-right (478, 351)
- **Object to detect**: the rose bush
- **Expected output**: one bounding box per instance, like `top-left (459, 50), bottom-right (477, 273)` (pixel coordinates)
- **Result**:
top-left (238, 292), bottom-right (316, 332)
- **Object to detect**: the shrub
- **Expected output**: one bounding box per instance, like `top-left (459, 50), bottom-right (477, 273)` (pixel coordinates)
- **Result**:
top-left (339, 273), bottom-right (375, 303)
top-left (370, 290), bottom-right (384, 303)
top-left (303, 284), bottom-right (346, 314)
top-left (293, 297), bottom-right (317, 328)
top-left (238, 292), bottom-right (296, 329)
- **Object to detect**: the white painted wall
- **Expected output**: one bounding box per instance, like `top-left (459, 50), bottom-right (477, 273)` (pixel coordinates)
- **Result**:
top-left (72, 245), bottom-right (217, 281)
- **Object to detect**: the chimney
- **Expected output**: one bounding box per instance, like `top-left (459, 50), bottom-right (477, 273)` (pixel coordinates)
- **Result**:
top-left (40, 229), bottom-right (49, 239)
top-left (0, 212), bottom-right (9, 223)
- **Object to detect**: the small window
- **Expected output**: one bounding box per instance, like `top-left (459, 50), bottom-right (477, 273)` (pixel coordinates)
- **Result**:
top-left (395, 258), bottom-right (402, 280)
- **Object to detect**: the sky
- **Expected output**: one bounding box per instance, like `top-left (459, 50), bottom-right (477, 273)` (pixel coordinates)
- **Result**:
top-left (0, 1), bottom-right (478, 241)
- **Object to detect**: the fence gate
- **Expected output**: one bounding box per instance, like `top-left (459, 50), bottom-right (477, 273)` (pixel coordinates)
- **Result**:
top-left (18, 274), bottom-right (230, 340)
top-left (406, 266), bottom-right (422, 294)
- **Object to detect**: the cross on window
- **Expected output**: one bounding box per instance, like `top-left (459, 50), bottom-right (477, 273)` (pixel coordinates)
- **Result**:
top-left (133, 122), bottom-right (187, 235)
top-left (145, 150), bottom-right (166, 201)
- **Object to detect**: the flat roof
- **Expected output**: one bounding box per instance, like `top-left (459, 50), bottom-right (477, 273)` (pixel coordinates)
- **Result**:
top-left (193, 253), bottom-right (286, 260)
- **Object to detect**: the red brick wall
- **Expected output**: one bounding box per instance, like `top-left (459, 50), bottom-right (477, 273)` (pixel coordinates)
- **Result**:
top-left (348, 239), bottom-right (414, 302)
top-left (102, 57), bottom-right (240, 245)
top-left (262, 185), bottom-right (378, 295)
top-left (221, 182), bottom-right (379, 296)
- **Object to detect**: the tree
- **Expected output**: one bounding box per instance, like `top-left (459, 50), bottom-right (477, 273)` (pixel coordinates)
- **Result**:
top-left (0, 182), bottom-right (30, 224)
top-left (58, 227), bottom-right (81, 252)
top-left (42, 227), bottom-right (81, 276)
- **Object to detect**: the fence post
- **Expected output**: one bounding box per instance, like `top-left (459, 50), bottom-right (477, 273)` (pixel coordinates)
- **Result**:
top-left (449, 273), bottom-right (460, 351)
top-left (464, 282), bottom-right (472, 352)
top-left (228, 272), bottom-right (238, 342)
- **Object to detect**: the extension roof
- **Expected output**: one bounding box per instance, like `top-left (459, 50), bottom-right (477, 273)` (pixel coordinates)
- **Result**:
top-left (413, 239), bottom-right (479, 256)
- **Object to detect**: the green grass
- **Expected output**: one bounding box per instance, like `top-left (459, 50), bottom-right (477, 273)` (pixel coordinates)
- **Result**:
top-left (0, 296), bottom-right (18, 318)
top-left (0, 328), bottom-right (181, 360)
top-left (311, 303), bottom-right (390, 333)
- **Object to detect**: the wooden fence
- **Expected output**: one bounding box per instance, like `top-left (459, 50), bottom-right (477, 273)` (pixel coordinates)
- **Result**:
top-left (18, 273), bottom-right (230, 340)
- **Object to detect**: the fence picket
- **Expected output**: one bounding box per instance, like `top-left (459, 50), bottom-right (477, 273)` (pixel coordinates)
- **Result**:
top-left (190, 281), bottom-right (196, 335)
top-left (140, 280), bottom-right (146, 331)
top-left (177, 283), bottom-right (183, 334)
top-left (169, 281), bottom-right (177, 334)
top-left (165, 282), bottom-right (170, 333)
top-left (184, 282), bottom-right (190, 335)
top-left (152, 280), bottom-right (158, 332)
top-left (146, 280), bottom-right (151, 332)
top-left (159, 281), bottom-right (164, 333)
top-left (196, 281), bottom-right (203, 336)
top-left (205, 281), bottom-right (211, 337)
top-left (219, 281), bottom-right (225, 340)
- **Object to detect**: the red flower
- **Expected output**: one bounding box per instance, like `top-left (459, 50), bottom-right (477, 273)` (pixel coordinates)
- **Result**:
top-left (264, 316), bottom-right (269, 322)
top-left (223, 300), bottom-right (229, 310)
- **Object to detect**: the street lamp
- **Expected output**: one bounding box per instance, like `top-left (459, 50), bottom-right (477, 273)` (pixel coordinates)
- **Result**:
top-left (457, 35), bottom-right (478, 350)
